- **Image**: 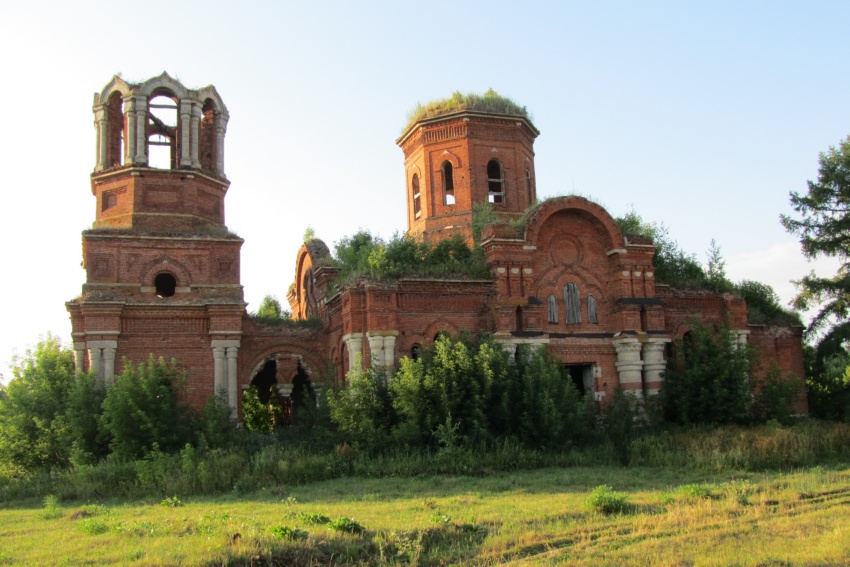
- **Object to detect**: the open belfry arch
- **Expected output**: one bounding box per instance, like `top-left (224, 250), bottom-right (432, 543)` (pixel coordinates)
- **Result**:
top-left (67, 77), bottom-right (806, 420)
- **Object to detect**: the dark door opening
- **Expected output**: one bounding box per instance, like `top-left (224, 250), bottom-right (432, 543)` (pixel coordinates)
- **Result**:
top-left (563, 364), bottom-right (594, 395)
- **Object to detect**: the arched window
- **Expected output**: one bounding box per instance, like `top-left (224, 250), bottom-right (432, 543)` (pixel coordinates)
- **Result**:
top-left (106, 92), bottom-right (124, 168)
top-left (442, 161), bottom-right (455, 205)
top-left (154, 272), bottom-right (177, 298)
top-left (412, 173), bottom-right (421, 217)
top-left (148, 93), bottom-right (178, 169)
top-left (548, 294), bottom-right (558, 324)
top-left (199, 98), bottom-right (217, 172)
top-left (564, 282), bottom-right (582, 324)
top-left (411, 343), bottom-right (422, 361)
top-left (487, 159), bottom-right (505, 204)
top-left (588, 295), bottom-right (598, 324)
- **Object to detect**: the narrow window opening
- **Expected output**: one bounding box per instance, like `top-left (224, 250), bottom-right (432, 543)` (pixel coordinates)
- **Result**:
top-left (548, 294), bottom-right (558, 324)
top-left (487, 159), bottom-right (505, 204)
top-left (412, 173), bottom-right (421, 217)
top-left (154, 272), bottom-right (177, 298)
top-left (516, 306), bottom-right (524, 331)
top-left (564, 282), bottom-right (582, 324)
top-left (442, 161), bottom-right (455, 205)
top-left (148, 94), bottom-right (178, 169)
top-left (588, 295), bottom-right (598, 324)
top-left (106, 92), bottom-right (125, 168)
top-left (199, 98), bottom-right (217, 171)
top-left (411, 343), bottom-right (422, 361)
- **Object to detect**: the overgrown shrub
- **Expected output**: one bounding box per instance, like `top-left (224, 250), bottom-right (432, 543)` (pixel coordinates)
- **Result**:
top-left (0, 335), bottom-right (77, 474)
top-left (806, 352), bottom-right (850, 422)
top-left (99, 357), bottom-right (191, 460)
top-left (584, 485), bottom-right (629, 514)
top-left (660, 321), bottom-right (755, 425)
top-left (753, 362), bottom-right (803, 424)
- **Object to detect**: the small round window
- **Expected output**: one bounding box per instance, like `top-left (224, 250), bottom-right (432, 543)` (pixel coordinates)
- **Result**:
top-left (154, 272), bottom-right (177, 298)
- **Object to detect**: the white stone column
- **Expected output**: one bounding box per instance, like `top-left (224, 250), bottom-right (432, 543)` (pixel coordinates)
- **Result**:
top-left (730, 329), bottom-right (750, 350)
top-left (226, 346), bottom-right (239, 418)
top-left (382, 335), bottom-right (397, 372)
top-left (102, 346), bottom-right (117, 386)
top-left (211, 346), bottom-right (226, 395)
top-left (367, 335), bottom-right (385, 369)
top-left (179, 99), bottom-right (193, 167)
top-left (86, 340), bottom-right (119, 386)
top-left (88, 347), bottom-right (103, 385)
top-left (122, 94), bottom-right (137, 165)
top-left (641, 339), bottom-right (669, 396)
top-left (190, 101), bottom-right (201, 168)
top-left (132, 95), bottom-right (148, 165)
top-left (503, 342), bottom-right (517, 363)
top-left (93, 105), bottom-right (107, 172)
top-left (215, 114), bottom-right (227, 175)
top-left (343, 333), bottom-right (364, 371)
top-left (613, 337), bottom-right (644, 398)
top-left (73, 342), bottom-right (86, 375)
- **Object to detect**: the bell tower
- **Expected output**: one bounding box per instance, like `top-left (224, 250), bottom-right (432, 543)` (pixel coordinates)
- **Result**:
top-left (397, 96), bottom-right (539, 245)
top-left (67, 73), bottom-right (245, 416)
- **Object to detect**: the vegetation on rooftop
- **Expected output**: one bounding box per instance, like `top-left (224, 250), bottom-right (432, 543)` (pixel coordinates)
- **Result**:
top-left (403, 88), bottom-right (530, 133)
top-left (615, 209), bottom-right (802, 326)
top-left (249, 294), bottom-right (322, 330)
top-left (327, 231), bottom-right (488, 293)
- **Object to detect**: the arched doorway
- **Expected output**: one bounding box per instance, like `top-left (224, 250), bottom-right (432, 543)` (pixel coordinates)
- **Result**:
top-left (245, 353), bottom-right (317, 427)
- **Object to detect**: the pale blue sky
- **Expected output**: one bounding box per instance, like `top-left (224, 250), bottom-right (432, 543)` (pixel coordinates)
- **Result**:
top-left (0, 1), bottom-right (847, 379)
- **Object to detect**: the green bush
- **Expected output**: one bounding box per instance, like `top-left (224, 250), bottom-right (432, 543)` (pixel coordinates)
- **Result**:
top-left (327, 362), bottom-right (395, 441)
top-left (99, 357), bottom-right (191, 460)
top-left (584, 485), bottom-right (629, 515)
top-left (660, 320), bottom-right (755, 425)
top-left (270, 525), bottom-right (308, 540)
top-left (753, 362), bottom-right (803, 424)
top-left (0, 335), bottom-right (77, 474)
top-left (806, 352), bottom-right (850, 422)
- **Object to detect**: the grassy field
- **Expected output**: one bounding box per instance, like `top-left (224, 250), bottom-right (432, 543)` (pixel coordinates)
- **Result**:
top-left (0, 464), bottom-right (848, 566)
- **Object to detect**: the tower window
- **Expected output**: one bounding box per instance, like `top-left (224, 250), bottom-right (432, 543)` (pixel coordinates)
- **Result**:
top-left (548, 294), bottom-right (558, 324)
top-left (148, 94), bottom-right (178, 169)
top-left (588, 294), bottom-right (598, 324)
top-left (412, 173), bottom-right (421, 217)
top-left (106, 91), bottom-right (124, 168)
top-left (442, 161), bottom-right (455, 205)
top-left (564, 282), bottom-right (582, 324)
top-left (487, 159), bottom-right (505, 204)
top-left (154, 272), bottom-right (177, 298)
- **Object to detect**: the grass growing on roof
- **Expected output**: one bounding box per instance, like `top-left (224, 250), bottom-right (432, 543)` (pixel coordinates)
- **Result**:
top-left (403, 89), bottom-right (530, 133)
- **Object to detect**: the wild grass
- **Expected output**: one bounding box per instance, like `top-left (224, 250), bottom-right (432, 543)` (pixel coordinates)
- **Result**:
top-left (1, 465), bottom-right (848, 565)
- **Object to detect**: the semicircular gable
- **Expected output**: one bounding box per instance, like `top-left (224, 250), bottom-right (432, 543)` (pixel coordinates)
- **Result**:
top-left (196, 85), bottom-right (229, 115)
top-left (525, 196), bottom-right (625, 251)
top-left (293, 239), bottom-right (331, 319)
top-left (97, 75), bottom-right (131, 104)
top-left (140, 72), bottom-right (189, 100)
top-left (141, 255), bottom-right (192, 286)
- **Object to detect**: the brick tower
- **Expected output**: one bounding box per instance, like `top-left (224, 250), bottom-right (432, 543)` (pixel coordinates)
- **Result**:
top-left (66, 73), bottom-right (245, 415)
top-left (397, 97), bottom-right (540, 245)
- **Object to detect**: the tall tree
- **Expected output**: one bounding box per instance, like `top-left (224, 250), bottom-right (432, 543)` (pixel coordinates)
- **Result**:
top-left (781, 136), bottom-right (850, 349)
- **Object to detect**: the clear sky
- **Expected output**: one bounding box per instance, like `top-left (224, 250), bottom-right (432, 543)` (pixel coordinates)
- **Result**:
top-left (0, 0), bottom-right (846, 380)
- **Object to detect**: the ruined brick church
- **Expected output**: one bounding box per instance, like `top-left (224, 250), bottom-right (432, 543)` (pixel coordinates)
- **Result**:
top-left (66, 74), bottom-right (807, 419)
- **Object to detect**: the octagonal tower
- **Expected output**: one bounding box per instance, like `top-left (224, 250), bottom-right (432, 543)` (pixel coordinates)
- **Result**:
top-left (397, 93), bottom-right (539, 246)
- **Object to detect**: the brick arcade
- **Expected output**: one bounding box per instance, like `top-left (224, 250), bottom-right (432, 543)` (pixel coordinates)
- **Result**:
top-left (66, 74), bottom-right (807, 419)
